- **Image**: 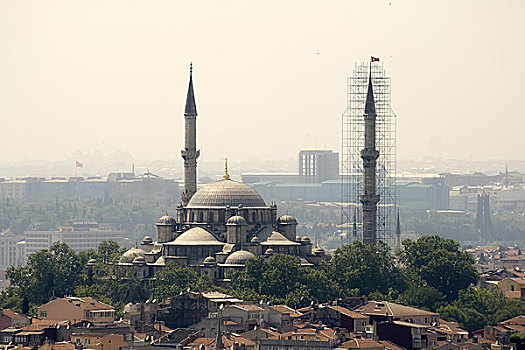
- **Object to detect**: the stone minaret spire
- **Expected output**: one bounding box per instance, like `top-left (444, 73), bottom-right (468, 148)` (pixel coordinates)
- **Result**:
top-left (360, 67), bottom-right (380, 245)
top-left (181, 63), bottom-right (200, 205)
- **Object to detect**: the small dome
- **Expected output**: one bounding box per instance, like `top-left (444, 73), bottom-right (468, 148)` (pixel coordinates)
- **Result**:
top-left (301, 236), bottom-right (311, 243)
top-left (156, 215), bottom-right (176, 225)
top-left (264, 248), bottom-right (275, 255)
top-left (277, 215), bottom-right (297, 225)
top-left (226, 215), bottom-right (247, 226)
top-left (87, 258), bottom-right (97, 266)
top-left (186, 179), bottom-right (266, 208)
top-left (203, 256), bottom-right (217, 265)
top-left (224, 250), bottom-right (256, 265)
top-left (119, 247), bottom-right (146, 264)
top-left (133, 255), bottom-right (146, 264)
top-left (295, 235), bottom-right (301, 242)
top-left (313, 247), bottom-right (325, 255)
top-left (250, 236), bottom-right (261, 244)
top-left (142, 235), bottom-right (153, 245)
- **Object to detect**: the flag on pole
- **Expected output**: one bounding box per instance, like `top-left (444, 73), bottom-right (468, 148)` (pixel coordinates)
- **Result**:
top-left (371, 56), bottom-right (380, 62)
top-left (75, 161), bottom-right (84, 168)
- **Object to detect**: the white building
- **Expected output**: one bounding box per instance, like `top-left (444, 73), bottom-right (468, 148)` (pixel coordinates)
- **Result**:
top-left (0, 230), bottom-right (26, 268)
top-left (24, 221), bottom-right (127, 263)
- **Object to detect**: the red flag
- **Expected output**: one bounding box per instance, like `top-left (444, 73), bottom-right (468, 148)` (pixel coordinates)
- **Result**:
top-left (75, 161), bottom-right (83, 168)
top-left (371, 56), bottom-right (380, 62)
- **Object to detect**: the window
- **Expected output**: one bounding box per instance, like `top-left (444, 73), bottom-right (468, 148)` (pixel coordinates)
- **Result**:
top-left (40, 311), bottom-right (47, 318)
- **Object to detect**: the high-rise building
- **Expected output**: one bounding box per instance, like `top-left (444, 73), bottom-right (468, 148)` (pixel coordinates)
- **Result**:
top-left (299, 150), bottom-right (339, 183)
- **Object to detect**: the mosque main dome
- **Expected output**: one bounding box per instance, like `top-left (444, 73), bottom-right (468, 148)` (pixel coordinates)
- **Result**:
top-left (186, 178), bottom-right (267, 208)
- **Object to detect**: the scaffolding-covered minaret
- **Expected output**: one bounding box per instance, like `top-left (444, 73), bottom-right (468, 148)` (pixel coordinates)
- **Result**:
top-left (181, 63), bottom-right (200, 205)
top-left (360, 69), bottom-right (380, 244)
top-left (341, 58), bottom-right (397, 246)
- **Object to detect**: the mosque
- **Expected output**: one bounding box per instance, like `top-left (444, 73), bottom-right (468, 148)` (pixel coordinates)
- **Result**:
top-left (95, 66), bottom-right (328, 283)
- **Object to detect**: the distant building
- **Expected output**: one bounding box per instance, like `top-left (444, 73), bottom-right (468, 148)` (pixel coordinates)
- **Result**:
top-left (0, 180), bottom-right (30, 201)
top-left (24, 221), bottom-right (126, 262)
top-left (0, 172), bottom-right (179, 202)
top-left (299, 150), bottom-right (339, 183)
top-left (0, 230), bottom-right (25, 268)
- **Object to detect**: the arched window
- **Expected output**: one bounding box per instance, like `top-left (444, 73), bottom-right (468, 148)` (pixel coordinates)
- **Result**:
top-left (252, 212), bottom-right (256, 223)
top-left (199, 212), bottom-right (204, 222)
top-left (208, 211), bottom-right (214, 223)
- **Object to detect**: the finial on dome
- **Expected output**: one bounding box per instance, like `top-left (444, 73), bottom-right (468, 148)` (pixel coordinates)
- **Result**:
top-left (223, 158), bottom-right (230, 180)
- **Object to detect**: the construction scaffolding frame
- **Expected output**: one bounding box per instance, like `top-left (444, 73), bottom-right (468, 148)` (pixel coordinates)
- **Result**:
top-left (341, 61), bottom-right (397, 246)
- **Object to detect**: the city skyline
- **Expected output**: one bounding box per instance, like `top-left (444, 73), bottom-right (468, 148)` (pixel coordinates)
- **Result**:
top-left (1, 1), bottom-right (524, 163)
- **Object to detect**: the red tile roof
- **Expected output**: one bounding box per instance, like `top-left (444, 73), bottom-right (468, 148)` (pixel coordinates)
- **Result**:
top-left (341, 338), bottom-right (385, 349)
top-left (328, 305), bottom-right (369, 319)
top-left (1, 309), bottom-right (27, 320)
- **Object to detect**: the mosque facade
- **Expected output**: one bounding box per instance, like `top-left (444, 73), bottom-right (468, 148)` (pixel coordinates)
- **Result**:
top-left (96, 66), bottom-right (328, 283)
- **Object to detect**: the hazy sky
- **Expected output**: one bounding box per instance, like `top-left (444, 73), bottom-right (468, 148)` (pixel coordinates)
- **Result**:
top-left (0, 0), bottom-right (524, 165)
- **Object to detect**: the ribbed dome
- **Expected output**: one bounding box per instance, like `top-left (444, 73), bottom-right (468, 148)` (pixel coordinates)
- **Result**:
top-left (156, 215), bottom-right (176, 225)
top-left (142, 235), bottom-right (153, 245)
top-left (170, 227), bottom-right (224, 246)
top-left (226, 215), bottom-right (247, 226)
top-left (277, 215), bottom-right (297, 225)
top-left (119, 248), bottom-right (146, 264)
top-left (187, 179), bottom-right (266, 207)
top-left (224, 250), bottom-right (256, 265)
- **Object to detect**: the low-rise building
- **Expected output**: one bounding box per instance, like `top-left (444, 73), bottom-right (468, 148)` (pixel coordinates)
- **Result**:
top-left (37, 297), bottom-right (115, 325)
top-left (71, 332), bottom-right (130, 350)
top-left (354, 301), bottom-right (439, 326)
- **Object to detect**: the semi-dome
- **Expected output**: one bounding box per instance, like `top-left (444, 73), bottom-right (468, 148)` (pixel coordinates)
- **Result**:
top-left (301, 236), bottom-right (311, 243)
top-left (186, 179), bottom-right (266, 208)
top-left (226, 215), bottom-right (248, 226)
top-left (277, 215), bottom-right (297, 225)
top-left (87, 258), bottom-right (97, 266)
top-left (169, 227), bottom-right (224, 246)
top-left (156, 215), bottom-right (176, 225)
top-left (264, 248), bottom-right (275, 255)
top-left (250, 236), bottom-right (261, 244)
top-left (224, 250), bottom-right (256, 265)
top-left (119, 247), bottom-right (146, 264)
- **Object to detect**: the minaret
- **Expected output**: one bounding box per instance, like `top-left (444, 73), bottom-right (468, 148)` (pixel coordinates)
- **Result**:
top-left (181, 63), bottom-right (200, 205)
top-left (359, 67), bottom-right (380, 245)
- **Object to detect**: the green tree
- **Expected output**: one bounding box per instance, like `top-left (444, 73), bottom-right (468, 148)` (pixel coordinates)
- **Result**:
top-left (397, 286), bottom-right (445, 311)
top-left (97, 240), bottom-right (122, 264)
top-left (7, 242), bottom-right (83, 306)
top-left (399, 236), bottom-right (478, 300)
top-left (324, 241), bottom-right (405, 296)
top-left (230, 254), bottom-right (340, 307)
top-left (152, 262), bottom-right (198, 299)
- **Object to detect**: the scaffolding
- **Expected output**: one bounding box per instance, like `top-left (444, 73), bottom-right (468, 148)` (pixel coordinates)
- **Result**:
top-left (341, 61), bottom-right (397, 246)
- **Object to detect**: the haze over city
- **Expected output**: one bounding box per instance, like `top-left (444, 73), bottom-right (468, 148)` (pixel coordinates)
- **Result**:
top-left (1, 0), bottom-right (524, 167)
